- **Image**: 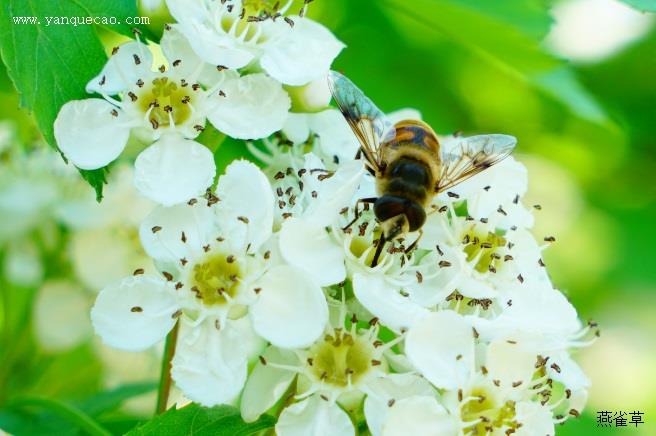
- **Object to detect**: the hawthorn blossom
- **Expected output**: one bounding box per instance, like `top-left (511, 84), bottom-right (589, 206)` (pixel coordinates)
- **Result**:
top-left (165, 0), bottom-right (345, 86)
top-left (240, 302), bottom-right (432, 436)
top-left (405, 308), bottom-right (593, 435)
top-left (436, 134), bottom-right (534, 230)
top-left (91, 161), bottom-right (328, 406)
top-left (54, 39), bottom-right (290, 205)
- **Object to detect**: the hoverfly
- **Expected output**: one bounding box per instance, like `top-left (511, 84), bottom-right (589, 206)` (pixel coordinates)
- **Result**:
top-left (327, 71), bottom-right (517, 266)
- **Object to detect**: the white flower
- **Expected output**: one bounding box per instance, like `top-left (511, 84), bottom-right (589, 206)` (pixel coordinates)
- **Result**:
top-left (165, 0), bottom-right (345, 86)
top-left (405, 310), bottom-right (589, 434)
top-left (240, 302), bottom-right (408, 436)
top-left (476, 280), bottom-right (596, 394)
top-left (91, 161), bottom-right (328, 406)
top-left (364, 374), bottom-right (454, 436)
top-left (419, 208), bottom-right (549, 301)
top-left (54, 39), bottom-right (289, 205)
top-left (437, 135), bottom-right (533, 230)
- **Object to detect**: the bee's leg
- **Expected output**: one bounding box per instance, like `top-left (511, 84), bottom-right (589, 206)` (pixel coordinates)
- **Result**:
top-left (355, 148), bottom-right (362, 160)
top-left (404, 229), bottom-right (424, 256)
top-left (371, 234), bottom-right (386, 267)
top-left (342, 197), bottom-right (377, 231)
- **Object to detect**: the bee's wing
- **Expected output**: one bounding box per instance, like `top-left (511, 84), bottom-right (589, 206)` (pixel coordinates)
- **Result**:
top-left (328, 71), bottom-right (394, 173)
top-left (435, 134), bottom-right (517, 193)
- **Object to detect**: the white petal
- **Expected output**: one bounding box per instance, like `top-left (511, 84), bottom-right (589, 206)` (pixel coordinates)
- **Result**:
top-left (548, 352), bottom-right (590, 391)
top-left (171, 318), bottom-right (248, 406)
top-left (493, 282), bottom-right (581, 341)
top-left (174, 21), bottom-right (255, 69)
top-left (139, 201), bottom-right (216, 267)
top-left (279, 218), bottom-right (345, 287)
top-left (215, 160), bottom-right (274, 251)
top-left (486, 338), bottom-right (537, 389)
top-left (305, 159), bottom-right (364, 227)
top-left (86, 41), bottom-right (153, 95)
top-left (403, 250), bottom-right (460, 307)
top-left (282, 113), bottom-right (311, 144)
top-left (353, 273), bottom-right (429, 333)
top-left (54, 99), bottom-right (130, 170)
top-left (250, 265), bottom-right (328, 349)
top-left (165, 0), bottom-right (255, 70)
top-left (381, 396), bottom-right (457, 436)
top-left (308, 109), bottom-right (359, 164)
top-left (514, 401), bottom-right (555, 436)
top-left (241, 346), bottom-right (298, 422)
top-left (287, 77), bottom-right (332, 113)
top-left (261, 19), bottom-right (345, 86)
top-left (405, 311), bottom-right (474, 390)
top-left (160, 27), bottom-right (224, 86)
top-left (134, 134), bottom-right (216, 206)
top-left (91, 275), bottom-right (178, 351)
top-left (364, 374), bottom-right (435, 436)
top-left (206, 73), bottom-right (290, 139)
top-left (34, 280), bottom-right (91, 352)
top-left (447, 157), bottom-right (528, 220)
top-left (276, 396), bottom-right (354, 436)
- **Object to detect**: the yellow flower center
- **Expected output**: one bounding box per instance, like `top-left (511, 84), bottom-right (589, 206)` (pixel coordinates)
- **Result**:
top-left (137, 77), bottom-right (193, 129)
top-left (461, 386), bottom-right (519, 434)
top-left (307, 329), bottom-right (374, 388)
top-left (189, 253), bottom-right (242, 306)
top-left (462, 230), bottom-right (506, 273)
top-left (243, 0), bottom-right (280, 15)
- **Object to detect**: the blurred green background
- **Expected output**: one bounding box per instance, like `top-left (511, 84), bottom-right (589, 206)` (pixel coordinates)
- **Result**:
top-left (0, 0), bottom-right (655, 434)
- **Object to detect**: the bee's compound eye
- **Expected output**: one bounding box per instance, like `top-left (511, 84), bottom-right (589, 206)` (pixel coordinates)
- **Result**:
top-left (405, 201), bottom-right (426, 232)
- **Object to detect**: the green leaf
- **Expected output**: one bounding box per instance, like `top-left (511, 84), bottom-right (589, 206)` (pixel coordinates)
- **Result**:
top-left (126, 403), bottom-right (276, 436)
top-left (619, 0), bottom-right (656, 12)
top-left (75, 382), bottom-right (158, 417)
top-left (533, 67), bottom-right (607, 124)
top-left (444, 0), bottom-right (553, 40)
top-left (382, 0), bottom-right (609, 124)
top-left (0, 0), bottom-right (151, 199)
top-left (80, 167), bottom-right (108, 202)
top-left (5, 397), bottom-right (111, 436)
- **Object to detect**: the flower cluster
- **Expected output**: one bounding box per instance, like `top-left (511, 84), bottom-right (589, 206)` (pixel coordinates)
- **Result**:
top-left (47, 1), bottom-right (597, 434)
top-left (54, 0), bottom-right (343, 206)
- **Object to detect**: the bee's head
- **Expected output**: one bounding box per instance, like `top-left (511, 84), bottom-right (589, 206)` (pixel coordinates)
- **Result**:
top-left (380, 213), bottom-right (410, 240)
top-left (374, 195), bottom-right (425, 240)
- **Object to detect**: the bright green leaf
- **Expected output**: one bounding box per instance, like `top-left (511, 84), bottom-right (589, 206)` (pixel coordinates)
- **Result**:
top-left (0, 0), bottom-right (151, 199)
top-left (76, 382), bottom-right (158, 417)
top-left (533, 67), bottom-right (608, 125)
top-left (126, 403), bottom-right (276, 436)
top-left (5, 397), bottom-right (111, 436)
top-left (619, 0), bottom-right (656, 12)
top-left (445, 0), bottom-right (553, 40)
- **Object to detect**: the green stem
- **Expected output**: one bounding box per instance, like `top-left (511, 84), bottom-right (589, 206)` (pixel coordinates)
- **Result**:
top-left (8, 397), bottom-right (111, 436)
top-left (155, 321), bottom-right (179, 414)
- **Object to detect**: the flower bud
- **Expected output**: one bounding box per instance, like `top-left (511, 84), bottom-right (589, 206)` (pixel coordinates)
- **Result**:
top-left (286, 78), bottom-right (332, 113)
